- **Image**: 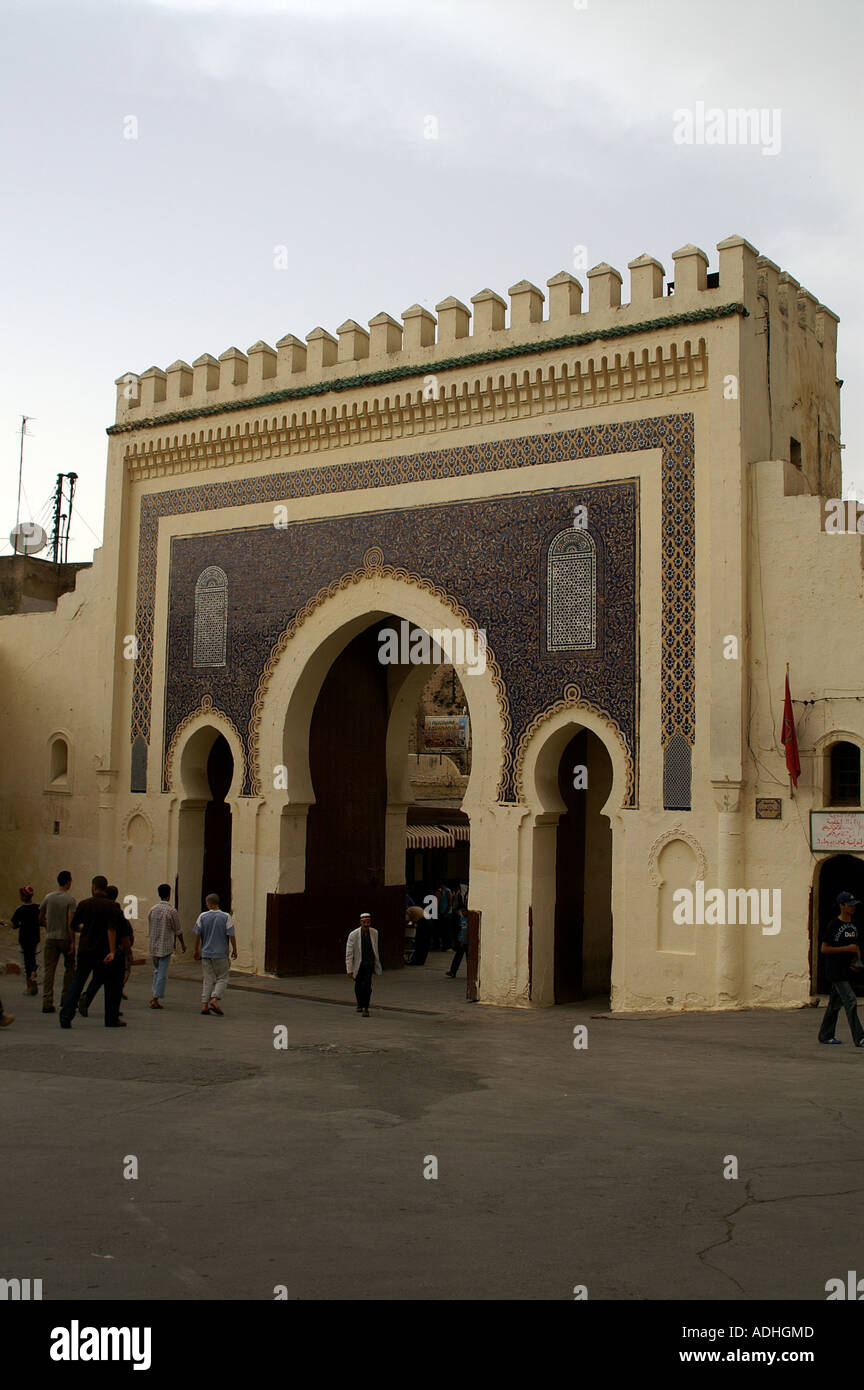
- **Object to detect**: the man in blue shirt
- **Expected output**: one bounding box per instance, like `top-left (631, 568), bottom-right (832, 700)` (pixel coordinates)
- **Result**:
top-left (193, 893), bottom-right (237, 1016)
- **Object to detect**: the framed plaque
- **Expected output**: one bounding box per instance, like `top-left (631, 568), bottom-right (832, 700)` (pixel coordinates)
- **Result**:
top-left (756, 798), bottom-right (782, 819)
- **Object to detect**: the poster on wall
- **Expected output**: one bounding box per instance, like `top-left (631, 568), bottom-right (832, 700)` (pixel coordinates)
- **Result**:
top-left (810, 810), bottom-right (864, 853)
top-left (424, 715), bottom-right (470, 751)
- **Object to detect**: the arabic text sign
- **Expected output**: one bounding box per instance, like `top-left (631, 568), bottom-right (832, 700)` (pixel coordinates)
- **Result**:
top-left (811, 811), bottom-right (864, 853)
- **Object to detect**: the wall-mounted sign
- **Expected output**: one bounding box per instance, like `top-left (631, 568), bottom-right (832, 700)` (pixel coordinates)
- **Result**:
top-left (424, 715), bottom-right (469, 751)
top-left (810, 810), bottom-right (864, 853)
top-left (755, 798), bottom-right (782, 819)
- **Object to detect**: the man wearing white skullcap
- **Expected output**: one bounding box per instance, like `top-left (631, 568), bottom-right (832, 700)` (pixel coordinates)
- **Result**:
top-left (345, 912), bottom-right (382, 1016)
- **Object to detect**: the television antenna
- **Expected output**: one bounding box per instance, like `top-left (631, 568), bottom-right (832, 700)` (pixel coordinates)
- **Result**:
top-left (14, 415), bottom-right (33, 536)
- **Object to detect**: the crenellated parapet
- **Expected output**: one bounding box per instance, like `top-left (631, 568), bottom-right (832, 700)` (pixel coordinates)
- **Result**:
top-left (110, 235), bottom-right (839, 442)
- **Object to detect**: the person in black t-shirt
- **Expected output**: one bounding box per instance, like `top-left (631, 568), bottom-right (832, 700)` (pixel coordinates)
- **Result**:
top-left (11, 886), bottom-right (41, 996)
top-left (79, 885), bottom-right (132, 1019)
top-left (818, 891), bottom-right (864, 1046)
top-left (59, 876), bottom-right (125, 1029)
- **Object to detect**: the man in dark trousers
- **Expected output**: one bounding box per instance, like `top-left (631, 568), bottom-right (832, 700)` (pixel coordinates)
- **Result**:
top-left (59, 877), bottom-right (127, 1029)
top-left (818, 891), bottom-right (864, 1046)
top-left (345, 912), bottom-right (382, 1017)
top-left (79, 885), bottom-right (130, 1017)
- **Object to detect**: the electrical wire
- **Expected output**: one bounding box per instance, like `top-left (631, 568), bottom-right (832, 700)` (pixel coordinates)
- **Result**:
top-left (69, 507), bottom-right (102, 544)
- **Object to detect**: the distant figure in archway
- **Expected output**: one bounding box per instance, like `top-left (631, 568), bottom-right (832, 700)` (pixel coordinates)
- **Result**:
top-left (446, 903), bottom-right (469, 979)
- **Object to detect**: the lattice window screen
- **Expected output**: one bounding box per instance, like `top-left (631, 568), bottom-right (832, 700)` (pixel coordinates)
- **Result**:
top-left (193, 567), bottom-right (228, 668)
top-left (546, 529), bottom-right (597, 652)
top-left (663, 733), bottom-right (692, 811)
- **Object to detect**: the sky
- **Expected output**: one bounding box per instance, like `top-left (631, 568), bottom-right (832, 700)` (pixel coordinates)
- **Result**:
top-left (1, 0), bottom-right (862, 560)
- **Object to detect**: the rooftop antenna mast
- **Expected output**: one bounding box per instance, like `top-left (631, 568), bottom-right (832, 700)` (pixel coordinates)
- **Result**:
top-left (63, 473), bottom-right (77, 564)
top-left (14, 415), bottom-right (33, 550)
top-left (51, 472), bottom-right (79, 564)
top-left (51, 473), bottom-right (63, 563)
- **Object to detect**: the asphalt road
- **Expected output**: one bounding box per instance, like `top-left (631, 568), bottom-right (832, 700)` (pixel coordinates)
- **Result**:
top-left (2, 971), bottom-right (861, 1301)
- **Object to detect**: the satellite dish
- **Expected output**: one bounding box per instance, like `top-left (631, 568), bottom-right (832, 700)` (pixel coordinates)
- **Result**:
top-left (10, 522), bottom-right (48, 556)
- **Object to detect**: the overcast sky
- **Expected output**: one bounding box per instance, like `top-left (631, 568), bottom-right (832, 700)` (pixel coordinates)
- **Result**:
top-left (1, 0), bottom-right (862, 560)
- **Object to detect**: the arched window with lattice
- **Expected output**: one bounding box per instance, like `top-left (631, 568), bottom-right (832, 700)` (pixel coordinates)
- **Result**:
top-left (193, 567), bottom-right (228, 668)
top-left (663, 734), bottom-right (692, 811)
top-left (546, 528), bottom-right (597, 652)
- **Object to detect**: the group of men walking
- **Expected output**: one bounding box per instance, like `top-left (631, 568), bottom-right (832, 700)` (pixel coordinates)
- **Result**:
top-left (1, 870), bottom-right (238, 1025)
top-left (5, 877), bottom-right (864, 1039)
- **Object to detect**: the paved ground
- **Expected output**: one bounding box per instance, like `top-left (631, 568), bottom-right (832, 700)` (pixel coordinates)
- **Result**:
top-left (1, 948), bottom-right (862, 1302)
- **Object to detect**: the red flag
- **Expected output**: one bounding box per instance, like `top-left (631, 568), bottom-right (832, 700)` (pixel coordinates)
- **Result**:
top-left (781, 672), bottom-right (801, 789)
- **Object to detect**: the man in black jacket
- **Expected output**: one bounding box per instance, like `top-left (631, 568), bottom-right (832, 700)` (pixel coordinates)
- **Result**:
top-left (59, 877), bottom-right (127, 1029)
top-left (818, 891), bottom-right (864, 1046)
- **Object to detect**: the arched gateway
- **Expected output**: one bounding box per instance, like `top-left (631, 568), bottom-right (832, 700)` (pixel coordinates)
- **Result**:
top-left (252, 571), bottom-right (505, 985)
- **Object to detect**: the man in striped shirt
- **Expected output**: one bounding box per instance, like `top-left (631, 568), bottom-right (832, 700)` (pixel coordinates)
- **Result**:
top-left (147, 884), bottom-right (185, 1010)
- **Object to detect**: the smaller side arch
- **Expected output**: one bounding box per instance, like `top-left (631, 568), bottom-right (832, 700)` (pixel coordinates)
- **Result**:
top-left (654, 836), bottom-right (698, 958)
top-left (647, 825), bottom-right (707, 888)
top-left (166, 699), bottom-right (246, 802)
top-left (120, 807), bottom-right (154, 851)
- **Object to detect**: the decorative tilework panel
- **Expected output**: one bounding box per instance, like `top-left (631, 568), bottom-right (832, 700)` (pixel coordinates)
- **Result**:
top-left (131, 414), bottom-right (695, 800)
top-left (162, 482), bottom-right (639, 804)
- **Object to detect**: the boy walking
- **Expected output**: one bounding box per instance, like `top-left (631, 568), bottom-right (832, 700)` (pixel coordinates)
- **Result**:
top-left (818, 891), bottom-right (864, 1046)
top-left (193, 894), bottom-right (237, 1015)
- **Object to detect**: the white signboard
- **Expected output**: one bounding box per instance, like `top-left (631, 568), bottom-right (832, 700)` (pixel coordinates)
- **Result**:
top-left (810, 811), bottom-right (864, 853)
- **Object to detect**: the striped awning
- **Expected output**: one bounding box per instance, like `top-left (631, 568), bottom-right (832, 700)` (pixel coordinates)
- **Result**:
top-left (406, 823), bottom-right (470, 849)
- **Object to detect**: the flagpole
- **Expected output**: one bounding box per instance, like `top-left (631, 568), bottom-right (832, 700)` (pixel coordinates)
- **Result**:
top-left (786, 663), bottom-right (793, 798)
